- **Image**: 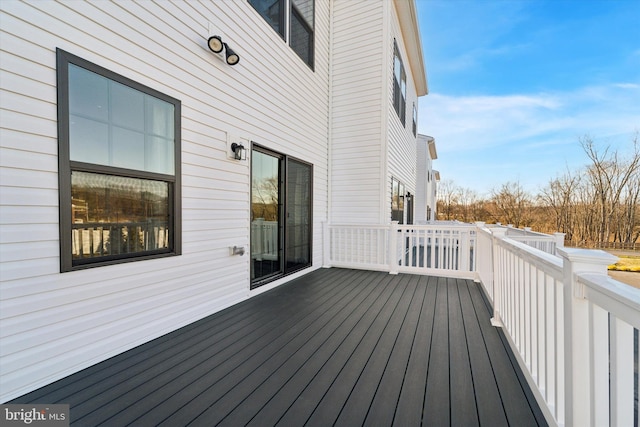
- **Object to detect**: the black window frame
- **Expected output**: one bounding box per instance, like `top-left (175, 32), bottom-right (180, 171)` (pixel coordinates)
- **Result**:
top-left (249, 0), bottom-right (315, 69)
top-left (57, 48), bottom-right (181, 272)
top-left (393, 40), bottom-right (407, 126)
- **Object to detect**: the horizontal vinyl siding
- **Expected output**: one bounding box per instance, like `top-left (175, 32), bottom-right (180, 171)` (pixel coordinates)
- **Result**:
top-left (330, 0), bottom-right (385, 224)
top-left (0, 0), bottom-right (329, 401)
top-left (386, 3), bottom-right (419, 221)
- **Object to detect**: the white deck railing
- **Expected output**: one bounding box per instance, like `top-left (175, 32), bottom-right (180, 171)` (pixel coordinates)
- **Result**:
top-left (323, 220), bottom-right (640, 427)
top-left (324, 222), bottom-right (477, 278)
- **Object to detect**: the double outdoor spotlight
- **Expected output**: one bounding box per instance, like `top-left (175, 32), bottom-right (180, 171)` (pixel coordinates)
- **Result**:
top-left (208, 35), bottom-right (240, 66)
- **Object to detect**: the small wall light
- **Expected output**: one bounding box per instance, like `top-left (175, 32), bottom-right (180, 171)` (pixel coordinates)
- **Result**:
top-left (208, 35), bottom-right (240, 66)
top-left (231, 142), bottom-right (247, 160)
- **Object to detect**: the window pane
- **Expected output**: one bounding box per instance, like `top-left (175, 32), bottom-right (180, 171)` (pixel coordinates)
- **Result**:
top-left (69, 115), bottom-right (109, 164)
top-left (112, 127), bottom-right (145, 170)
top-left (392, 179), bottom-right (399, 211)
top-left (286, 159), bottom-right (311, 273)
top-left (290, 8), bottom-right (313, 66)
top-left (249, 0), bottom-right (284, 37)
top-left (146, 96), bottom-right (174, 139)
top-left (111, 81), bottom-right (144, 131)
top-left (147, 136), bottom-right (174, 175)
top-left (69, 64), bottom-right (108, 122)
top-left (71, 171), bottom-right (169, 261)
top-left (68, 65), bottom-right (175, 174)
top-left (291, 0), bottom-right (313, 27)
top-left (251, 150), bottom-right (281, 281)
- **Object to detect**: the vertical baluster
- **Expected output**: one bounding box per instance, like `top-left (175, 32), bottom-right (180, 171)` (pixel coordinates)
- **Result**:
top-left (610, 314), bottom-right (634, 427)
top-left (591, 304), bottom-right (609, 426)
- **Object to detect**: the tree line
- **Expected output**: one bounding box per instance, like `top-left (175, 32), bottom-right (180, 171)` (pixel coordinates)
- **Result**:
top-left (437, 133), bottom-right (640, 248)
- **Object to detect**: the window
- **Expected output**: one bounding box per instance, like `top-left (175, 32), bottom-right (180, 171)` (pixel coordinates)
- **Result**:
top-left (393, 41), bottom-right (407, 126)
top-left (249, 0), bottom-right (314, 68)
top-left (57, 49), bottom-right (181, 271)
top-left (412, 103), bottom-right (417, 136)
top-left (391, 177), bottom-right (405, 224)
top-left (251, 145), bottom-right (312, 288)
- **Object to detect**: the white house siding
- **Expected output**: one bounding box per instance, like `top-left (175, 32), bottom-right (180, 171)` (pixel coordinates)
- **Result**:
top-left (385, 3), bottom-right (419, 224)
top-left (416, 134), bottom-right (437, 223)
top-left (0, 0), bottom-right (329, 402)
top-left (329, 0), bottom-right (386, 224)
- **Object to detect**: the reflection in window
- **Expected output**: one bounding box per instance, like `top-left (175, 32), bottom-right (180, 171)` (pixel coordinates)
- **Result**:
top-left (393, 41), bottom-right (406, 126)
top-left (251, 147), bottom-right (312, 287)
top-left (391, 177), bottom-right (406, 224)
top-left (249, 0), bottom-right (284, 38)
top-left (58, 49), bottom-right (180, 271)
top-left (249, 0), bottom-right (314, 68)
top-left (69, 64), bottom-right (175, 175)
top-left (71, 172), bottom-right (169, 261)
top-left (412, 103), bottom-right (417, 136)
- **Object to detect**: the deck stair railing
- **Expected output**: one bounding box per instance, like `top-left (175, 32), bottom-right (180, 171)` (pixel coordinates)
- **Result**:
top-left (323, 220), bottom-right (640, 427)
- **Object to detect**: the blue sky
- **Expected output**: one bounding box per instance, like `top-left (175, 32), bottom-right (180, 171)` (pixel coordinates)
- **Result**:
top-left (415, 0), bottom-right (640, 196)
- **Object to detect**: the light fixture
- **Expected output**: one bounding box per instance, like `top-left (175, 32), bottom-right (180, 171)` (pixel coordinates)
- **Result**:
top-left (231, 142), bottom-right (247, 160)
top-left (207, 35), bottom-right (223, 53)
top-left (224, 45), bottom-right (240, 66)
top-left (207, 35), bottom-right (240, 66)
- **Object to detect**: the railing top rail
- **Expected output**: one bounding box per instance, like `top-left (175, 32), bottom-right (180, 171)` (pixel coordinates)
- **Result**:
top-left (397, 224), bottom-right (477, 230)
top-left (496, 236), bottom-right (563, 278)
top-left (508, 235), bottom-right (555, 242)
top-left (331, 223), bottom-right (476, 229)
top-left (328, 224), bottom-right (392, 230)
top-left (578, 272), bottom-right (640, 329)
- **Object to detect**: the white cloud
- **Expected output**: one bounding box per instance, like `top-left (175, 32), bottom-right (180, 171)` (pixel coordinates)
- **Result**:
top-left (418, 83), bottom-right (640, 193)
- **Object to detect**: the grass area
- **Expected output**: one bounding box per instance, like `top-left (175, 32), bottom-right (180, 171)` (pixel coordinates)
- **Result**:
top-left (608, 255), bottom-right (640, 272)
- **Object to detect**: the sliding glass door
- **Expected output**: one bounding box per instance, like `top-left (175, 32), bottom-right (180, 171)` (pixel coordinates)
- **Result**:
top-left (285, 159), bottom-right (311, 272)
top-left (251, 146), bottom-right (312, 288)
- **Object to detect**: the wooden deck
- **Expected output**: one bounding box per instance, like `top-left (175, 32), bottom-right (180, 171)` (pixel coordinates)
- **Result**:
top-left (12, 268), bottom-right (547, 426)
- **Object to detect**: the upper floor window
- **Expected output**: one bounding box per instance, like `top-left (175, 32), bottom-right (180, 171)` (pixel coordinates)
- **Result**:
top-left (393, 41), bottom-right (407, 126)
top-left (57, 49), bottom-right (181, 271)
top-left (412, 103), bottom-right (417, 136)
top-left (250, 0), bottom-right (314, 68)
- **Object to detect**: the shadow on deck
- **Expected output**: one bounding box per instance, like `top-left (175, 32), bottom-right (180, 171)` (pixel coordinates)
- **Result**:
top-left (12, 268), bottom-right (547, 426)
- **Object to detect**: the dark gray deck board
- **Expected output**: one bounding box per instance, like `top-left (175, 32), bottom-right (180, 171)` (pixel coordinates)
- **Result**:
top-left (422, 276), bottom-right (451, 426)
top-left (449, 278), bottom-right (479, 426)
top-left (12, 268), bottom-right (547, 427)
top-left (457, 278), bottom-right (510, 427)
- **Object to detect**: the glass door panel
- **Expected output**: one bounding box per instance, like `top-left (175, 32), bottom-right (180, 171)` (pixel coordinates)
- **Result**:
top-left (285, 159), bottom-right (311, 273)
top-left (251, 150), bottom-right (282, 282)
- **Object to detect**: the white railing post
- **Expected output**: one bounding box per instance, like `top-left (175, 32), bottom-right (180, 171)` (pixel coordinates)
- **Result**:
top-left (459, 229), bottom-right (470, 272)
top-left (322, 221), bottom-right (331, 268)
top-left (557, 248), bottom-right (618, 427)
top-left (553, 233), bottom-right (566, 255)
top-left (389, 221), bottom-right (399, 275)
top-left (490, 227), bottom-right (507, 328)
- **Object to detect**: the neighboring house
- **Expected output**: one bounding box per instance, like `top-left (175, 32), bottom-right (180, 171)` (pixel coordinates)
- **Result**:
top-left (329, 0), bottom-right (427, 226)
top-left (0, 0), bottom-right (427, 402)
top-left (416, 134), bottom-right (439, 223)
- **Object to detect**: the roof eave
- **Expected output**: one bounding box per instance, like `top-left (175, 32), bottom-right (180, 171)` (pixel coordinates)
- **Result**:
top-left (394, 0), bottom-right (428, 96)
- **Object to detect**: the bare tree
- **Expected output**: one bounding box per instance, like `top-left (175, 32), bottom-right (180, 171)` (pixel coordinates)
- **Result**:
top-left (437, 179), bottom-right (459, 220)
top-left (490, 181), bottom-right (532, 228)
top-left (581, 133), bottom-right (640, 244)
